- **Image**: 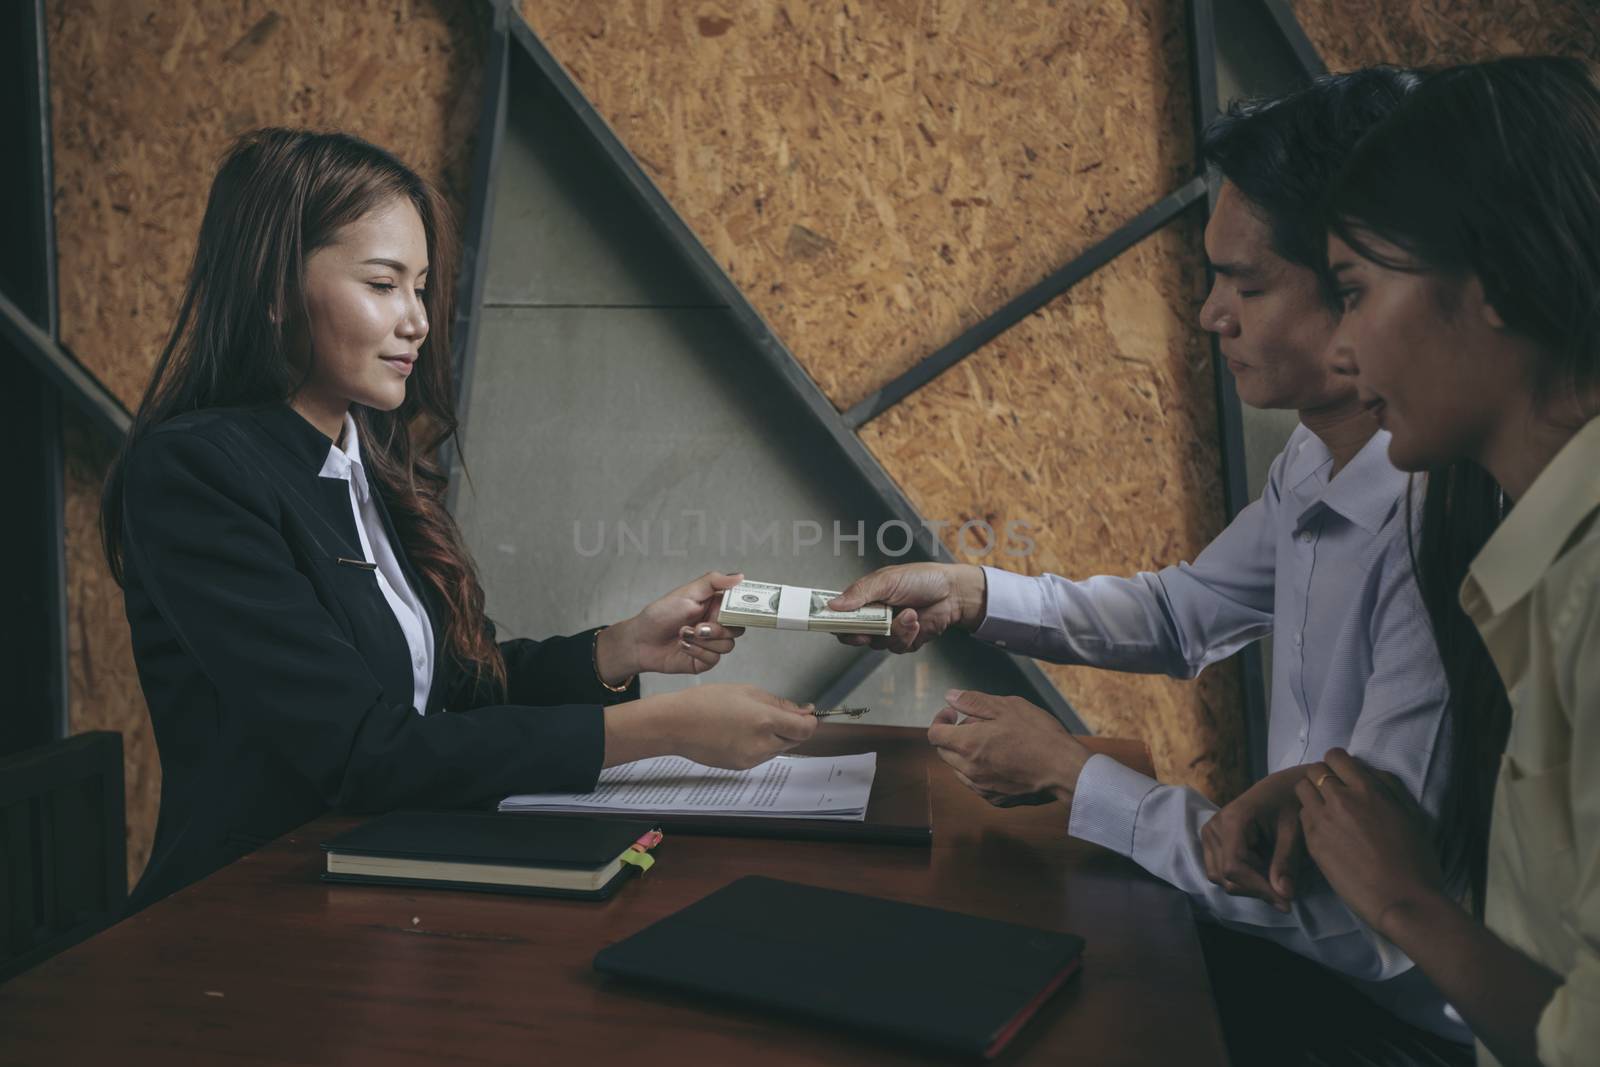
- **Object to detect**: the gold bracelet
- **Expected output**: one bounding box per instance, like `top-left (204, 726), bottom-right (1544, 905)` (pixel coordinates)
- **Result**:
top-left (592, 626), bottom-right (634, 694)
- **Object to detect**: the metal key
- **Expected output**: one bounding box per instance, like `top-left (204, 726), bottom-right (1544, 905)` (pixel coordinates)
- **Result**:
top-left (812, 706), bottom-right (870, 719)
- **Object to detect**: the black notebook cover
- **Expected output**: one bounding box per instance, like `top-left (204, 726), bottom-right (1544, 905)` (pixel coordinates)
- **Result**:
top-left (320, 810), bottom-right (659, 900)
top-left (593, 876), bottom-right (1084, 1058)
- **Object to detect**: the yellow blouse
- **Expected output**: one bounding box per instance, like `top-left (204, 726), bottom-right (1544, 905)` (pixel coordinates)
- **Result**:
top-left (1460, 415), bottom-right (1600, 1067)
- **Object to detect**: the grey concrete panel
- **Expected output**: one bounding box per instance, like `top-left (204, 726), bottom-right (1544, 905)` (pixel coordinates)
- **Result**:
top-left (1215, 0), bottom-right (1308, 108)
top-left (482, 56), bottom-right (718, 310)
top-left (453, 304), bottom-right (1018, 725)
top-left (853, 630), bottom-right (1053, 729)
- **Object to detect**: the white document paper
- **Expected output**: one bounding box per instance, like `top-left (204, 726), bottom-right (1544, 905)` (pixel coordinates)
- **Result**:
top-left (498, 752), bottom-right (877, 821)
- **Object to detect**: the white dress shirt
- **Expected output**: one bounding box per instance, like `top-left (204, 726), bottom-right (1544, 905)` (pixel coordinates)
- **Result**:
top-left (318, 411), bottom-right (435, 715)
top-left (975, 423), bottom-right (1464, 1041)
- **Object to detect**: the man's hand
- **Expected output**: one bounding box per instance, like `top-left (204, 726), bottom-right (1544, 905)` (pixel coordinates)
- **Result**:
top-left (826, 563), bottom-right (986, 653)
top-left (926, 689), bottom-right (1088, 807)
top-left (1201, 767), bottom-right (1309, 912)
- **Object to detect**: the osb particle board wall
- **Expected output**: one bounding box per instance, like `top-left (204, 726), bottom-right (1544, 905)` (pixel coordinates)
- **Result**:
top-left (519, 0), bottom-right (1245, 800)
top-left (61, 410), bottom-right (154, 888)
top-left (519, 0), bottom-right (1197, 412)
top-left (1291, 0), bottom-right (1600, 69)
top-left (47, 0), bottom-right (486, 886)
top-left (862, 217), bottom-right (1243, 794)
top-left (50, 0), bottom-right (486, 411)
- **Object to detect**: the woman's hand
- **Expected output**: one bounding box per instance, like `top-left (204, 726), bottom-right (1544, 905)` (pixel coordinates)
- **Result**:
top-left (596, 571), bottom-right (748, 683)
top-left (659, 684), bottom-right (818, 769)
top-left (1295, 748), bottom-right (1446, 938)
top-left (1201, 767), bottom-right (1310, 912)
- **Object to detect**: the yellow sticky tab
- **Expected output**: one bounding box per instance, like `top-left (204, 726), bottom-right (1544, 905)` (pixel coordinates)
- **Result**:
top-left (619, 849), bottom-right (655, 873)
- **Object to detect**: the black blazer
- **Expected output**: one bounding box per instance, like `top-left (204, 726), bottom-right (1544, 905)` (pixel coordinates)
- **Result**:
top-left (119, 402), bottom-right (636, 911)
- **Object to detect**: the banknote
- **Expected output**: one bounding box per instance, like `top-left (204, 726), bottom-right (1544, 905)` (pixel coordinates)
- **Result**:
top-left (717, 578), bottom-right (893, 636)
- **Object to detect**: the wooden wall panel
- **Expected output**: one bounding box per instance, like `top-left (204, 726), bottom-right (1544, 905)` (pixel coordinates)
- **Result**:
top-left (862, 218), bottom-right (1242, 798)
top-left (520, 0), bottom-right (1196, 412)
top-left (1290, 0), bottom-right (1600, 69)
top-left (47, 0), bottom-right (486, 411)
top-left (62, 413), bottom-right (154, 888)
top-left (46, 0), bottom-right (487, 887)
top-left (519, 0), bottom-right (1241, 798)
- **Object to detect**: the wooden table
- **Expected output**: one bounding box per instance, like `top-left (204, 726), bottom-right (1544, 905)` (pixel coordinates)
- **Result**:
top-left (0, 726), bottom-right (1228, 1066)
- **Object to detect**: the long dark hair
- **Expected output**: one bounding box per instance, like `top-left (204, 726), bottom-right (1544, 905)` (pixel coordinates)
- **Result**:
top-left (1326, 56), bottom-right (1600, 910)
top-left (1407, 466), bottom-right (1509, 914)
top-left (1327, 57), bottom-right (1600, 417)
top-left (101, 127), bottom-right (508, 699)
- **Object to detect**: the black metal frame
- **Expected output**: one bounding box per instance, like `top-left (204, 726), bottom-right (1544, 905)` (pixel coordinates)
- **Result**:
top-left (1186, 0), bottom-right (1331, 779)
top-left (468, 2), bottom-right (1333, 733)
top-left (2, 0), bottom-right (75, 755)
top-left (21, 0), bottom-right (57, 341)
top-left (1189, 0), bottom-right (1271, 780)
top-left (28, 0), bottom-right (68, 746)
top-left (442, 6), bottom-right (511, 493)
top-left (474, 13), bottom-right (1085, 730)
top-left (0, 290), bottom-right (130, 443)
top-left (1262, 0), bottom-right (1329, 78)
top-left (40, 382), bottom-right (67, 744)
top-left (844, 177), bottom-right (1209, 429)
top-left (7, 0), bottom-right (1336, 754)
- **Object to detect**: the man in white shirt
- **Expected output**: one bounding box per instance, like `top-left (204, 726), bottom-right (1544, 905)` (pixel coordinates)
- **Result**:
top-left (829, 70), bottom-right (1475, 1065)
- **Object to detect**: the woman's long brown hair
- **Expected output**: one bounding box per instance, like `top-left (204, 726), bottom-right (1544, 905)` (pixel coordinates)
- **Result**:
top-left (101, 127), bottom-right (507, 700)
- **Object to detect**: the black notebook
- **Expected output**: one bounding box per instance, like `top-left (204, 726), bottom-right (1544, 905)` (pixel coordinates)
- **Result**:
top-left (321, 810), bottom-right (661, 900)
top-left (594, 876), bottom-right (1084, 1058)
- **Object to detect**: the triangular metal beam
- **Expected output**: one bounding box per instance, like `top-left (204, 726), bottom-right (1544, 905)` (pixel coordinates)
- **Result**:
top-left (455, 11), bottom-right (1089, 731)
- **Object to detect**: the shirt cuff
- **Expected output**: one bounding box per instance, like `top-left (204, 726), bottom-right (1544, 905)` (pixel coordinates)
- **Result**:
top-left (973, 567), bottom-right (1042, 650)
top-left (1067, 753), bottom-right (1161, 857)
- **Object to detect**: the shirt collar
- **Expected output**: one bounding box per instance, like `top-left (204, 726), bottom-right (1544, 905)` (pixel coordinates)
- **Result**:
top-left (317, 411), bottom-right (370, 504)
top-left (1467, 415), bottom-right (1600, 616)
top-left (1294, 427), bottom-right (1409, 536)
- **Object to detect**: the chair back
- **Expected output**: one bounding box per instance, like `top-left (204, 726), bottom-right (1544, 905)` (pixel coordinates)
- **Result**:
top-left (0, 731), bottom-right (126, 984)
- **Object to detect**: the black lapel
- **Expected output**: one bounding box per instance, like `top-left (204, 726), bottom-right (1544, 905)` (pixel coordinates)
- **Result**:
top-left (240, 403), bottom-right (364, 559)
top-left (244, 402), bottom-right (458, 712)
top-left (313, 480), bottom-right (363, 558)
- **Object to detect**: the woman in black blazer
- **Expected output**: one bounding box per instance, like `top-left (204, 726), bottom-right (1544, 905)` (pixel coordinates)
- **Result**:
top-left (102, 129), bottom-right (817, 912)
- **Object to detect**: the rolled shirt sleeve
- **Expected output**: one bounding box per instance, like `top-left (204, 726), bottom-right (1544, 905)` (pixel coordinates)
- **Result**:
top-left (970, 426), bottom-right (1465, 1040)
top-left (973, 492), bottom-right (1277, 677)
top-left (1069, 754), bottom-right (1467, 1040)
top-left (1062, 516), bottom-right (1453, 992)
top-left (1070, 755), bottom-right (1414, 976)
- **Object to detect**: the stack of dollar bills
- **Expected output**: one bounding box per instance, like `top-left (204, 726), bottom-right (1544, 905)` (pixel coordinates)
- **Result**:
top-left (717, 579), bottom-right (893, 636)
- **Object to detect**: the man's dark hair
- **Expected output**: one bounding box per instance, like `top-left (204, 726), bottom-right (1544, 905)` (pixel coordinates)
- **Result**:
top-left (1201, 67), bottom-right (1422, 274)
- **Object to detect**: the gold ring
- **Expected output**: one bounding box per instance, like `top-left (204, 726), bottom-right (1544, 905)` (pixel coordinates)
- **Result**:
top-left (1314, 772), bottom-right (1334, 788)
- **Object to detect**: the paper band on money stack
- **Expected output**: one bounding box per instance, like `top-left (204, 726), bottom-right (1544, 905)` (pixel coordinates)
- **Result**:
top-left (717, 579), bottom-right (893, 636)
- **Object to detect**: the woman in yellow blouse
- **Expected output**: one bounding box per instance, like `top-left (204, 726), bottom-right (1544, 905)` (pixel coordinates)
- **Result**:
top-left (1297, 57), bottom-right (1599, 1067)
